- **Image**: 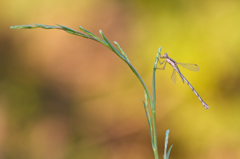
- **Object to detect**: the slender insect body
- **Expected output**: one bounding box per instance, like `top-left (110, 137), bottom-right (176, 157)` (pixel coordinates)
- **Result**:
top-left (181, 75), bottom-right (209, 109)
top-left (158, 53), bottom-right (209, 109)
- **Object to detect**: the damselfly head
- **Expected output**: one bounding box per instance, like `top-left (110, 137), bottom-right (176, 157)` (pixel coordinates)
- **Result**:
top-left (162, 53), bottom-right (169, 58)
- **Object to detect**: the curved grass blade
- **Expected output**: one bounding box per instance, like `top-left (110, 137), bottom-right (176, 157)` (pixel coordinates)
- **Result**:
top-left (10, 24), bottom-right (38, 29)
top-left (79, 26), bottom-right (106, 45)
top-left (35, 24), bottom-right (61, 29)
top-left (10, 24), bottom-right (60, 29)
top-left (56, 24), bottom-right (91, 38)
top-left (114, 41), bottom-right (129, 61)
top-left (99, 30), bottom-right (125, 60)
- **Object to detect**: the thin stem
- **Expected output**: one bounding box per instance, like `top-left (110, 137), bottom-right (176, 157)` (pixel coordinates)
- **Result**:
top-left (151, 47), bottom-right (161, 159)
top-left (10, 24), bottom-right (162, 159)
top-left (152, 47), bottom-right (161, 107)
top-left (124, 61), bottom-right (153, 109)
top-left (143, 92), bottom-right (154, 148)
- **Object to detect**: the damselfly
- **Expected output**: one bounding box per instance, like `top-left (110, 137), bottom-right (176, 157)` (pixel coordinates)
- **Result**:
top-left (158, 53), bottom-right (209, 109)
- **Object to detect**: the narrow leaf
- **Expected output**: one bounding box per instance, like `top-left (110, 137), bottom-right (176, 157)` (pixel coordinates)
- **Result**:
top-left (99, 30), bottom-right (124, 60)
top-left (143, 100), bottom-right (152, 133)
top-left (143, 97), bottom-right (154, 149)
top-left (114, 41), bottom-right (129, 61)
top-left (167, 145), bottom-right (173, 159)
top-left (10, 25), bottom-right (37, 29)
top-left (35, 24), bottom-right (60, 29)
top-left (56, 24), bottom-right (90, 38)
top-left (164, 129), bottom-right (170, 159)
top-left (79, 26), bottom-right (105, 43)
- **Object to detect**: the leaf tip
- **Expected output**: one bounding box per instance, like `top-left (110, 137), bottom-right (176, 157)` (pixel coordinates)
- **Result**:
top-left (55, 23), bottom-right (62, 27)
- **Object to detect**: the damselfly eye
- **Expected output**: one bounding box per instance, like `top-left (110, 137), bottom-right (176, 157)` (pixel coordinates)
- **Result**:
top-left (163, 53), bottom-right (168, 58)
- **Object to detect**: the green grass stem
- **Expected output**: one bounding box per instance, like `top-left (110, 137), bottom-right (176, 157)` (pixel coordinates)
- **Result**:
top-left (10, 24), bottom-right (172, 159)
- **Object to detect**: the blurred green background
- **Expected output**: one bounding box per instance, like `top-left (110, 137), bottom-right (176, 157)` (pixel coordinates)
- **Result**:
top-left (1, 0), bottom-right (240, 158)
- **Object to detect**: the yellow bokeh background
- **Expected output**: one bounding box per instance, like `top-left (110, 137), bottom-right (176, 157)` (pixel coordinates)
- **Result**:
top-left (1, 0), bottom-right (240, 159)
